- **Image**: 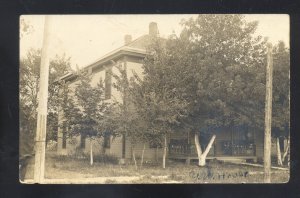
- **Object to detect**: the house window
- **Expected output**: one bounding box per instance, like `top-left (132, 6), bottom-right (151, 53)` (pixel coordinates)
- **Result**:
top-left (80, 134), bottom-right (86, 149)
top-left (105, 68), bottom-right (112, 99)
top-left (104, 132), bottom-right (110, 148)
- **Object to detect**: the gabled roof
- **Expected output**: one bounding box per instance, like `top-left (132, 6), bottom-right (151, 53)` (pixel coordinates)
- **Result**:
top-left (59, 34), bottom-right (153, 82)
top-left (126, 35), bottom-right (152, 50)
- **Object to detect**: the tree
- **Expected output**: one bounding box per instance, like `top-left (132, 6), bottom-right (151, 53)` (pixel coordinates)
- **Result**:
top-left (19, 49), bottom-right (72, 157)
top-left (108, 64), bottom-right (148, 169)
top-left (62, 71), bottom-right (110, 165)
top-left (179, 15), bottom-right (269, 166)
top-left (131, 36), bottom-right (189, 169)
top-left (272, 41), bottom-right (290, 166)
top-left (20, 49), bottom-right (41, 157)
top-left (140, 15), bottom-right (268, 167)
top-left (47, 54), bottom-right (72, 143)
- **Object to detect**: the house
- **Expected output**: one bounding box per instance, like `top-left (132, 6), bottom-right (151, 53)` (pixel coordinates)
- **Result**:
top-left (57, 22), bottom-right (164, 161)
top-left (57, 22), bottom-right (267, 163)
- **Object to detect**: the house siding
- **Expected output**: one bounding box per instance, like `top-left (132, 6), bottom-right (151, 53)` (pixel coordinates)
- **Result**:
top-left (83, 137), bottom-right (104, 155)
top-left (125, 60), bottom-right (144, 80)
top-left (125, 137), bottom-right (164, 161)
top-left (90, 67), bottom-right (106, 87)
top-left (107, 136), bottom-right (123, 158)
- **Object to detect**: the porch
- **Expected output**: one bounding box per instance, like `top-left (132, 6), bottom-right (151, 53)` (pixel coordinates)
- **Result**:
top-left (168, 142), bottom-right (257, 164)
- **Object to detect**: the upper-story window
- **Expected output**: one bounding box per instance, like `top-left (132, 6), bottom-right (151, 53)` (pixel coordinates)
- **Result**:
top-left (105, 68), bottom-right (112, 99)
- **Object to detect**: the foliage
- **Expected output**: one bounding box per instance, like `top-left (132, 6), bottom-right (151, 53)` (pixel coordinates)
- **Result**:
top-left (19, 48), bottom-right (72, 156)
top-left (128, 15), bottom-right (289, 167)
top-left (130, 36), bottom-right (189, 147)
top-left (47, 54), bottom-right (72, 142)
top-left (19, 49), bottom-right (41, 156)
top-left (176, 14), bottom-right (268, 132)
top-left (272, 41), bottom-right (290, 138)
top-left (61, 71), bottom-right (111, 140)
top-left (109, 64), bottom-right (147, 145)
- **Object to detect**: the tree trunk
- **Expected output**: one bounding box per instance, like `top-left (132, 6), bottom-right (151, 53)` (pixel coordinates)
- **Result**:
top-left (276, 137), bottom-right (283, 166)
top-left (194, 133), bottom-right (216, 167)
top-left (140, 143), bottom-right (146, 168)
top-left (282, 137), bottom-right (290, 164)
top-left (101, 139), bottom-right (106, 155)
top-left (194, 133), bottom-right (204, 166)
top-left (163, 135), bottom-right (167, 169)
top-left (90, 139), bottom-right (93, 165)
top-left (132, 146), bottom-right (137, 170)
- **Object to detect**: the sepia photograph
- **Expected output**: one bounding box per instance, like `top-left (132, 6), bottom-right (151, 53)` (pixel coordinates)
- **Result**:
top-left (19, 14), bottom-right (290, 184)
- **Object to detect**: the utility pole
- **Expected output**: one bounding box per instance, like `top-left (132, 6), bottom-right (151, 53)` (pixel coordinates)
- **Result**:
top-left (34, 16), bottom-right (51, 183)
top-left (264, 43), bottom-right (273, 183)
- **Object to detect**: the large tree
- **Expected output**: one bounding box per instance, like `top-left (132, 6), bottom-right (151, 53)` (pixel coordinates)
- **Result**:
top-left (136, 15), bottom-right (269, 167)
top-left (20, 49), bottom-right (41, 157)
top-left (19, 49), bottom-right (72, 157)
top-left (176, 14), bottom-right (268, 166)
top-left (108, 64), bottom-right (148, 169)
top-left (61, 71), bottom-right (113, 165)
top-left (131, 36), bottom-right (189, 169)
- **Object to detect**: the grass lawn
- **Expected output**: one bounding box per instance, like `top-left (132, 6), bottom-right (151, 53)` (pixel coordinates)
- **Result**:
top-left (23, 153), bottom-right (289, 184)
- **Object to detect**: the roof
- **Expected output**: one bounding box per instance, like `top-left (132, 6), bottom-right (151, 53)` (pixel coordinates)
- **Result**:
top-left (59, 34), bottom-right (153, 82)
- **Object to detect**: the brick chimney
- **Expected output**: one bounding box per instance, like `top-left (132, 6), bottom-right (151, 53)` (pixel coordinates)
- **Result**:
top-left (124, 34), bottom-right (132, 45)
top-left (149, 22), bottom-right (159, 36)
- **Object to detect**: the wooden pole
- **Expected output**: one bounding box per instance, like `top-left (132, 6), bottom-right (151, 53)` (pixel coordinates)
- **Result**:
top-left (33, 16), bottom-right (51, 183)
top-left (264, 43), bottom-right (273, 183)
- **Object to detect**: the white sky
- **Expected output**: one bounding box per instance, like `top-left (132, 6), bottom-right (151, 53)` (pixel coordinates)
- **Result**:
top-left (20, 14), bottom-right (289, 69)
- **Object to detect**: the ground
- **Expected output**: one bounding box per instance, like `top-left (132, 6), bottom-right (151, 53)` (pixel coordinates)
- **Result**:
top-left (22, 152), bottom-right (289, 184)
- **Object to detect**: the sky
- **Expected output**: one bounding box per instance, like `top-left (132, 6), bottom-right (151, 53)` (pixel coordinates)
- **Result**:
top-left (20, 14), bottom-right (289, 69)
